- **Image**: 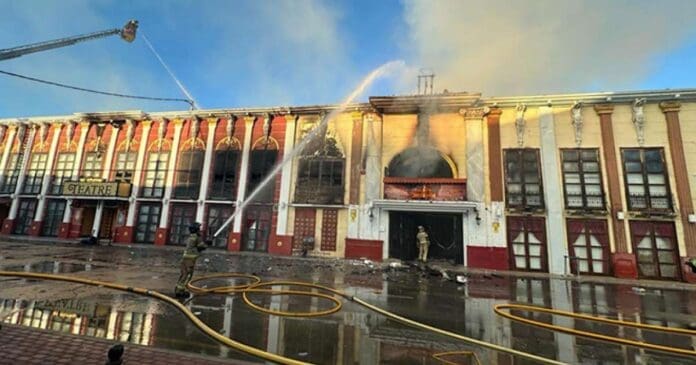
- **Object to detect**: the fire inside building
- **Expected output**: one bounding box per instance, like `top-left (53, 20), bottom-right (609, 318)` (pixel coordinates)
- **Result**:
top-left (1, 89), bottom-right (696, 282)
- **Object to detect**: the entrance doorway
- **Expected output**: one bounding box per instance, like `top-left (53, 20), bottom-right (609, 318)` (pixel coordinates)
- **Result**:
top-left (389, 212), bottom-right (463, 264)
top-left (80, 206), bottom-right (96, 237)
top-left (99, 207), bottom-right (117, 239)
top-left (243, 205), bottom-right (272, 252)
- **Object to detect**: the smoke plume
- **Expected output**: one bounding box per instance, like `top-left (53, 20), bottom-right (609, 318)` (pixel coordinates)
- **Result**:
top-left (402, 0), bottom-right (696, 96)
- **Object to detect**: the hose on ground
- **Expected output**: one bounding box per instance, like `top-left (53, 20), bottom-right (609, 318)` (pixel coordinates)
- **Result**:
top-left (494, 303), bottom-right (696, 357)
top-left (0, 271), bottom-right (563, 364)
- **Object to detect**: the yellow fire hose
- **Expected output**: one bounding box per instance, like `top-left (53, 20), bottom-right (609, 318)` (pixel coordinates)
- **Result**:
top-left (0, 271), bottom-right (564, 365)
top-left (494, 304), bottom-right (696, 357)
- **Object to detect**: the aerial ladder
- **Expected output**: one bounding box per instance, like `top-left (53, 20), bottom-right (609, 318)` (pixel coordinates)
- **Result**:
top-left (0, 20), bottom-right (138, 61)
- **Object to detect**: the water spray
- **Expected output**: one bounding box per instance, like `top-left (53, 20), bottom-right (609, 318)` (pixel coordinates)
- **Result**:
top-left (213, 60), bottom-right (406, 238)
top-left (141, 33), bottom-right (199, 110)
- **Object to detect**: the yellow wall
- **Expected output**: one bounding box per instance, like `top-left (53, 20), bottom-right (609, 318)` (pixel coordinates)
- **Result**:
top-left (499, 106), bottom-right (540, 149)
top-left (678, 103), bottom-right (696, 221)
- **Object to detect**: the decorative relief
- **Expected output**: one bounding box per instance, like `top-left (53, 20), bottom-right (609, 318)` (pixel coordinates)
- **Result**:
top-left (39, 123), bottom-right (48, 144)
top-left (190, 117), bottom-right (200, 140)
top-left (157, 118), bottom-right (168, 141)
top-left (262, 114), bottom-right (271, 141)
top-left (0, 125), bottom-right (6, 146)
top-left (226, 115), bottom-right (236, 139)
top-left (515, 103), bottom-right (527, 147)
top-left (571, 102), bottom-right (583, 147)
top-left (125, 120), bottom-right (135, 151)
top-left (632, 98), bottom-right (646, 146)
top-left (459, 106), bottom-right (490, 119)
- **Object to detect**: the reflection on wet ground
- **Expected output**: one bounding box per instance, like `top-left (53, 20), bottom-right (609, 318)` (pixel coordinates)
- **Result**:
top-left (1, 242), bottom-right (696, 364)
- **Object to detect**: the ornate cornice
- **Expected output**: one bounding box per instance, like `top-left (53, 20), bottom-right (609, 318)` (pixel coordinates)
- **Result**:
top-left (459, 107), bottom-right (490, 120)
top-left (243, 115), bottom-right (256, 125)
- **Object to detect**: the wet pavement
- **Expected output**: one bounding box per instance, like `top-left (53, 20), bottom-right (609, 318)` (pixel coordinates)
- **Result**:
top-left (1, 240), bottom-right (696, 364)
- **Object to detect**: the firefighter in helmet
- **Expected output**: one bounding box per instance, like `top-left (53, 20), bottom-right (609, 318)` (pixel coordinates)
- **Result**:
top-left (175, 222), bottom-right (208, 298)
top-left (416, 225), bottom-right (430, 263)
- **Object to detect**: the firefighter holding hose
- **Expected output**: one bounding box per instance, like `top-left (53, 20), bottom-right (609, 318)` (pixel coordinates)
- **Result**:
top-left (175, 222), bottom-right (208, 298)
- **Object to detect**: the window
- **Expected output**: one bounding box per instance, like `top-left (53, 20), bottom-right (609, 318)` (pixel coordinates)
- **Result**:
top-left (294, 158), bottom-right (345, 204)
top-left (561, 149), bottom-right (604, 210)
top-left (209, 149), bottom-right (239, 199)
top-left (622, 148), bottom-right (672, 211)
top-left (566, 219), bottom-right (609, 275)
top-left (50, 153), bottom-right (75, 195)
top-left (504, 149), bottom-right (544, 209)
top-left (247, 150), bottom-right (277, 203)
top-left (114, 152), bottom-right (137, 183)
top-left (81, 152), bottom-right (103, 180)
top-left (23, 153), bottom-right (48, 194)
top-left (1, 153), bottom-right (23, 194)
top-left (13, 199), bottom-right (37, 235)
top-left (42, 200), bottom-right (66, 237)
top-left (174, 151), bottom-right (204, 199)
top-left (630, 221), bottom-right (680, 280)
top-left (141, 152), bottom-right (168, 198)
top-left (243, 206), bottom-right (271, 252)
top-left (507, 217), bottom-right (547, 272)
top-left (135, 203), bottom-right (160, 243)
top-left (168, 204), bottom-right (195, 245)
top-left (206, 205), bottom-right (232, 248)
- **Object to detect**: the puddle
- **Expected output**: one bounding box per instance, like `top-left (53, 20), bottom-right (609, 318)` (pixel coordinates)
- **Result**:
top-left (1, 260), bottom-right (96, 273)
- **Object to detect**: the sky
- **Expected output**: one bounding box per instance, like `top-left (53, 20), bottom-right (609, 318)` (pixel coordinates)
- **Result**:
top-left (2, 0), bottom-right (696, 118)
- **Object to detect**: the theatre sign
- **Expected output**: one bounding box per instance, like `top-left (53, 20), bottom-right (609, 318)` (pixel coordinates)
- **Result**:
top-left (62, 181), bottom-right (131, 198)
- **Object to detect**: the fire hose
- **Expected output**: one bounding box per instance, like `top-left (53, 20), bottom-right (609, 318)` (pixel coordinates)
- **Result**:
top-left (0, 270), bottom-right (564, 365)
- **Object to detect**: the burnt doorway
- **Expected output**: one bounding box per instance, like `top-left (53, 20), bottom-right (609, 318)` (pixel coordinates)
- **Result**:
top-left (80, 206), bottom-right (96, 237)
top-left (99, 207), bottom-right (117, 239)
top-left (389, 211), bottom-right (463, 264)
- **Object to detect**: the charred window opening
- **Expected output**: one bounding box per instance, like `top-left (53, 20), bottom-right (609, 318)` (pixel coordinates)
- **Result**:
top-left (504, 148), bottom-right (544, 210)
top-left (174, 150), bottom-right (204, 199)
top-left (386, 147), bottom-right (453, 178)
top-left (247, 149), bottom-right (277, 203)
top-left (294, 131), bottom-right (345, 204)
top-left (209, 149), bottom-right (239, 199)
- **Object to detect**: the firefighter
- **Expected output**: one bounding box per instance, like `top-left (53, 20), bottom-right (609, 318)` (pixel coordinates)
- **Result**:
top-left (174, 222), bottom-right (208, 298)
top-left (416, 225), bottom-right (430, 263)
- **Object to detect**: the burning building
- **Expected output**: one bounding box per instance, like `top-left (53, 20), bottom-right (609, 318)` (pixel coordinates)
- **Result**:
top-left (1, 88), bottom-right (695, 282)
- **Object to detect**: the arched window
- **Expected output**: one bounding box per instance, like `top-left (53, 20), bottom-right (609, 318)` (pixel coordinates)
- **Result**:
top-left (209, 139), bottom-right (240, 199)
top-left (247, 137), bottom-right (279, 203)
top-left (174, 150), bottom-right (204, 199)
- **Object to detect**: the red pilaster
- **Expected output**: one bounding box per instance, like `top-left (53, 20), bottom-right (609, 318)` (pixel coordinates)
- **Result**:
top-left (28, 221), bottom-right (43, 236)
top-left (612, 253), bottom-right (638, 279)
top-left (154, 227), bottom-right (168, 246)
top-left (113, 226), bottom-right (134, 244)
top-left (1, 218), bottom-right (15, 234)
top-left (58, 223), bottom-right (71, 239)
top-left (228, 232), bottom-right (241, 251)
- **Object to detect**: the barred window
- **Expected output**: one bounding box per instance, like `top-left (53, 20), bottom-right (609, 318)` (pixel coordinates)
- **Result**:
top-left (81, 152), bottom-right (103, 180)
top-left (49, 153), bottom-right (75, 195)
top-left (622, 148), bottom-right (672, 211)
top-left (114, 152), bottom-right (137, 183)
top-left (504, 149), bottom-right (544, 209)
top-left (141, 152), bottom-right (168, 198)
top-left (174, 151), bottom-right (204, 199)
top-left (23, 153), bottom-right (48, 194)
top-left (209, 149), bottom-right (239, 199)
top-left (561, 149), bottom-right (605, 210)
top-left (1, 153), bottom-right (23, 194)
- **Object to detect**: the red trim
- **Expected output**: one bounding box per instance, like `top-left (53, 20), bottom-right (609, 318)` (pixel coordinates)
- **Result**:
top-left (467, 246), bottom-right (509, 270)
top-left (1, 218), bottom-right (15, 234)
top-left (153, 227), bottom-right (168, 246)
top-left (268, 234), bottom-right (292, 255)
top-left (228, 232), bottom-right (241, 251)
top-left (383, 177), bottom-right (466, 184)
top-left (113, 226), bottom-right (133, 243)
top-left (345, 238), bottom-right (382, 261)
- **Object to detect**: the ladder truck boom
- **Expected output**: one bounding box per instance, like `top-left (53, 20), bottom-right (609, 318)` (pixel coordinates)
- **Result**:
top-left (0, 20), bottom-right (138, 61)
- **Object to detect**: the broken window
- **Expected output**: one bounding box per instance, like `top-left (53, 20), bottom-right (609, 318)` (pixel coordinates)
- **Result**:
top-left (294, 133), bottom-right (345, 204)
top-left (504, 148), bottom-right (544, 210)
top-left (247, 149), bottom-right (277, 203)
top-left (561, 149), bottom-right (604, 210)
top-left (622, 148), bottom-right (672, 211)
top-left (174, 150), bottom-right (204, 199)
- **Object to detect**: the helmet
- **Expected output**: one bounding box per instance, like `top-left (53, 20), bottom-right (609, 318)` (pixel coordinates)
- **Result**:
top-left (188, 222), bottom-right (202, 234)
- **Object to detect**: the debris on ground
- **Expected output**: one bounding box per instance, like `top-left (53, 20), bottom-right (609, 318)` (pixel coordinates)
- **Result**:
top-left (440, 269), bottom-right (452, 281)
top-left (632, 287), bottom-right (646, 294)
top-left (456, 275), bottom-right (468, 284)
top-left (298, 352), bottom-right (308, 357)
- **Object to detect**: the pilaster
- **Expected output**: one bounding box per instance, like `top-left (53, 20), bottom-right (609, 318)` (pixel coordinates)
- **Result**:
top-left (276, 114), bottom-right (297, 236)
top-left (0, 126), bottom-right (18, 188)
top-left (6, 125), bottom-right (38, 234)
top-left (231, 116), bottom-right (256, 246)
top-left (32, 123), bottom-right (63, 234)
top-left (156, 119), bottom-right (184, 245)
top-left (196, 117), bottom-right (218, 223)
top-left (101, 124), bottom-right (121, 180)
top-left (461, 107), bottom-right (489, 202)
top-left (125, 120), bottom-right (153, 227)
top-left (59, 121), bottom-right (91, 236)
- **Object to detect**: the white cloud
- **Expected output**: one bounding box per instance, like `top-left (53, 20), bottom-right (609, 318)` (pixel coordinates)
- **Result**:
top-left (402, 0), bottom-right (696, 96)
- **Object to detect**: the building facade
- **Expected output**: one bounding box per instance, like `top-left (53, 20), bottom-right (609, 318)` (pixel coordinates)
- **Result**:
top-left (1, 89), bottom-right (696, 282)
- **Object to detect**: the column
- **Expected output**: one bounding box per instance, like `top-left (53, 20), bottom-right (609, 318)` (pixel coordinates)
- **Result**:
top-left (539, 106), bottom-right (566, 275)
top-left (59, 121), bottom-right (90, 238)
top-left (155, 119), bottom-right (184, 245)
top-left (594, 104), bottom-right (634, 278)
top-left (229, 116), bottom-right (256, 251)
top-left (195, 118), bottom-right (218, 223)
top-left (347, 112), bottom-right (363, 239)
top-left (31, 123), bottom-right (63, 236)
top-left (660, 101), bottom-right (696, 282)
top-left (90, 124), bottom-right (120, 238)
top-left (276, 114), bottom-right (296, 236)
top-left (0, 125), bottom-right (17, 187)
top-left (3, 125), bottom-right (37, 234)
top-left (362, 114), bottom-right (382, 240)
